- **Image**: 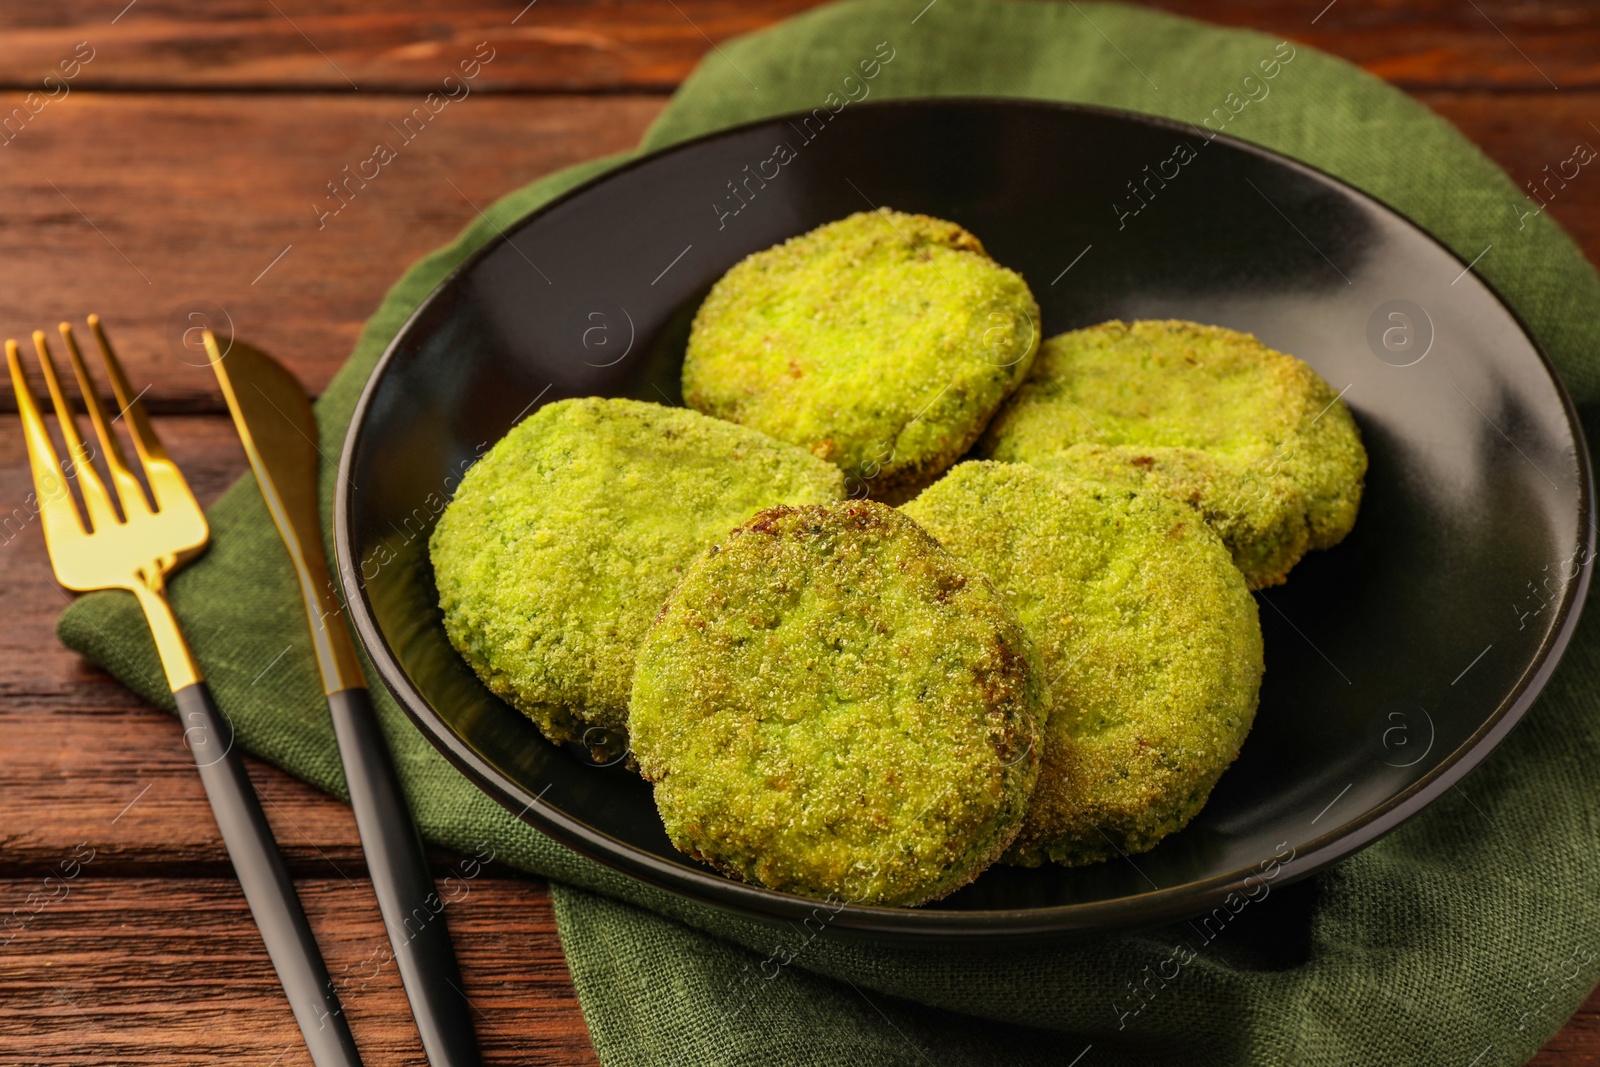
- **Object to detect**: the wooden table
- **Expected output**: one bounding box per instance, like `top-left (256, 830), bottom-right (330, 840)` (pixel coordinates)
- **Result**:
top-left (1, 2), bottom-right (1597, 1062)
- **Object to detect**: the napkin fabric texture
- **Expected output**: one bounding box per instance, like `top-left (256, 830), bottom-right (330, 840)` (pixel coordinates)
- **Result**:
top-left (58, 2), bottom-right (1600, 1064)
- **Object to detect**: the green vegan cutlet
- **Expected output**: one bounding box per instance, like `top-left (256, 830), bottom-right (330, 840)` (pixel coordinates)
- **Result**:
top-left (629, 500), bottom-right (1044, 906)
top-left (903, 461), bottom-right (1263, 867)
top-left (683, 209), bottom-right (1040, 497)
top-left (979, 319), bottom-right (1366, 587)
top-left (429, 397), bottom-right (845, 757)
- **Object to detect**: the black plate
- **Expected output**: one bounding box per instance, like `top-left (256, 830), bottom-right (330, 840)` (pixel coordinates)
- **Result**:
top-left (334, 99), bottom-right (1593, 943)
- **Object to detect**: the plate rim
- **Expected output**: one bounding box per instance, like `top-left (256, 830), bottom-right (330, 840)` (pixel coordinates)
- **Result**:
top-left (334, 95), bottom-right (1596, 940)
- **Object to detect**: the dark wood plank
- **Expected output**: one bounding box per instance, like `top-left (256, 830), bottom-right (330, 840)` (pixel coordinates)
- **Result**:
top-left (0, 0), bottom-right (824, 93)
top-left (1418, 89), bottom-right (1600, 261)
top-left (1, 418), bottom-right (243, 705)
top-left (0, 698), bottom-right (376, 877)
top-left (5, 410), bottom-right (1599, 1045)
top-left (2, 4), bottom-right (1596, 1063)
top-left (4, 388), bottom-right (1597, 1061)
top-left (0, 91), bottom-right (1595, 415)
top-left (0, 0), bottom-right (1595, 92)
top-left (1141, 0), bottom-right (1600, 91)
top-left (0, 875), bottom-right (599, 1066)
top-left (1532, 987), bottom-right (1600, 1066)
top-left (0, 93), bottom-right (663, 412)
top-left (0, 869), bottom-right (1594, 1066)
top-left (0, 411), bottom-right (600, 1060)
top-left (0, 416), bottom-right (380, 874)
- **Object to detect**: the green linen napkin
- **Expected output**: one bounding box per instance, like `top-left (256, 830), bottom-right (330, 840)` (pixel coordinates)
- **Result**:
top-left (58, 1), bottom-right (1600, 1063)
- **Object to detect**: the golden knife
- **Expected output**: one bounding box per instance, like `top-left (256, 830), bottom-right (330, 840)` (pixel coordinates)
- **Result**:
top-left (207, 333), bottom-right (481, 1067)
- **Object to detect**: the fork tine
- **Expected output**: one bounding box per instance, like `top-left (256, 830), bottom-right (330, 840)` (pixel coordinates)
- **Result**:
top-left (7, 339), bottom-right (88, 549)
top-left (32, 329), bottom-right (120, 532)
top-left (59, 321), bottom-right (151, 520)
top-left (87, 314), bottom-right (200, 518)
top-left (88, 314), bottom-right (171, 467)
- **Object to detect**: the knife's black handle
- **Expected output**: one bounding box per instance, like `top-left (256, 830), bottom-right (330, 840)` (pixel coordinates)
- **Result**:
top-left (328, 686), bottom-right (481, 1067)
top-left (175, 682), bottom-right (363, 1067)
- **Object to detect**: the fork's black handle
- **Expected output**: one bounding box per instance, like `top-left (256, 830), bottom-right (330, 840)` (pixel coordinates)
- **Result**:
top-left (175, 682), bottom-right (364, 1067)
top-left (328, 686), bottom-right (481, 1067)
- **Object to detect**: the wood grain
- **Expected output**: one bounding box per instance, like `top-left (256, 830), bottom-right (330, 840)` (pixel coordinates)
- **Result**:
top-left (0, 865), bottom-right (1592, 1066)
top-left (1418, 90), bottom-right (1600, 258)
top-left (0, 876), bottom-right (598, 1066)
top-left (0, 93), bottom-right (663, 412)
top-left (1138, 0), bottom-right (1600, 90)
top-left (0, 413), bottom-right (601, 1063)
top-left (0, 91), bottom-right (1595, 414)
top-left (0, 418), bottom-right (242, 705)
top-left (2, 1), bottom-right (1598, 1063)
top-left (0, 417), bottom-right (379, 875)
top-left (1533, 992), bottom-right (1600, 1067)
top-left (0, 0), bottom-right (1594, 92)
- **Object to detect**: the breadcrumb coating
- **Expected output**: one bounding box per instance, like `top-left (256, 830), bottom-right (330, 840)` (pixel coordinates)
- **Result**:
top-left (979, 319), bottom-right (1366, 587)
top-left (630, 500), bottom-right (1043, 905)
top-left (684, 209), bottom-right (1040, 496)
top-left (903, 461), bottom-right (1263, 867)
top-left (430, 397), bottom-right (845, 757)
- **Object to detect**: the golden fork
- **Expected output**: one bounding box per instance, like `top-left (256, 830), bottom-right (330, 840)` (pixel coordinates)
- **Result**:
top-left (8, 318), bottom-right (363, 1067)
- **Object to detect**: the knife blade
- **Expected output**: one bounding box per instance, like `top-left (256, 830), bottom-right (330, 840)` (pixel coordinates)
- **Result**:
top-left (207, 332), bottom-right (483, 1067)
